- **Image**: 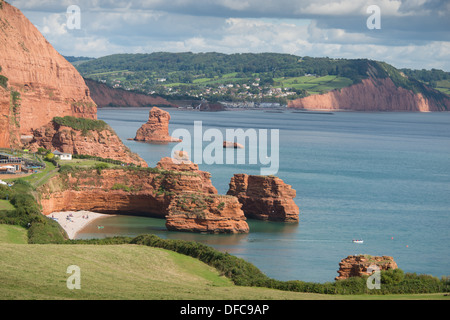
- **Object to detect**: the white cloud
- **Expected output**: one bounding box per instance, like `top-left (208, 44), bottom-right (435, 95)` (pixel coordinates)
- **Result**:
top-left (41, 13), bottom-right (67, 36)
top-left (9, 0), bottom-right (450, 71)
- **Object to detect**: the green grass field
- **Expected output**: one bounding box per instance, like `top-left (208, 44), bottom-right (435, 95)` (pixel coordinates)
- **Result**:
top-left (274, 75), bottom-right (353, 94)
top-left (2, 161), bottom-right (57, 187)
top-left (435, 80), bottom-right (450, 95)
top-left (0, 200), bottom-right (15, 211)
top-left (0, 225), bottom-right (448, 300)
top-left (57, 159), bottom-right (120, 168)
top-left (0, 224), bottom-right (28, 244)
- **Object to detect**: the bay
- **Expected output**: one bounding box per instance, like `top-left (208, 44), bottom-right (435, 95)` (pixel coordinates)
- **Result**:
top-left (77, 108), bottom-right (450, 283)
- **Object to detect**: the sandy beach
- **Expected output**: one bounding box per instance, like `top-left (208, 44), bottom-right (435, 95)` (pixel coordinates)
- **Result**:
top-left (48, 211), bottom-right (112, 239)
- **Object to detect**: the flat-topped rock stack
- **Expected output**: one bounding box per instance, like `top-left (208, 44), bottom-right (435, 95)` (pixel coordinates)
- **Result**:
top-left (227, 174), bottom-right (299, 223)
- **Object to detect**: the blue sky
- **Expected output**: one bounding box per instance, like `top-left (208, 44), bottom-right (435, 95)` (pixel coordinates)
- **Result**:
top-left (10, 0), bottom-right (450, 71)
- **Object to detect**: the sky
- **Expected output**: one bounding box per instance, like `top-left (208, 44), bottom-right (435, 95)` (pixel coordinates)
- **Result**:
top-left (10, 0), bottom-right (450, 71)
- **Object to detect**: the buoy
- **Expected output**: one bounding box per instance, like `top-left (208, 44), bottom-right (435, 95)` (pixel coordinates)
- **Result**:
top-left (406, 245), bottom-right (408, 248)
top-left (391, 237), bottom-right (394, 240)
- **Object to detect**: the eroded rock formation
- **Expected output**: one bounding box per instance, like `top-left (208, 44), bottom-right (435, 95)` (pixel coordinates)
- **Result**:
top-left (27, 119), bottom-right (147, 167)
top-left (85, 78), bottom-right (177, 108)
top-left (166, 193), bottom-right (249, 234)
top-left (134, 107), bottom-right (181, 143)
top-left (288, 77), bottom-right (450, 112)
top-left (40, 166), bottom-right (217, 217)
top-left (223, 141), bottom-right (244, 149)
top-left (0, 2), bottom-right (96, 148)
top-left (156, 156), bottom-right (217, 194)
top-left (39, 160), bottom-right (248, 233)
top-left (335, 255), bottom-right (398, 280)
top-left (0, 2), bottom-right (141, 165)
top-left (227, 174), bottom-right (299, 222)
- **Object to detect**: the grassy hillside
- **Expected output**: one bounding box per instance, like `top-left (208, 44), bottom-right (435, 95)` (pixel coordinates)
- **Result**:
top-left (74, 52), bottom-right (449, 105)
top-left (0, 225), bottom-right (317, 300)
top-left (0, 225), bottom-right (448, 300)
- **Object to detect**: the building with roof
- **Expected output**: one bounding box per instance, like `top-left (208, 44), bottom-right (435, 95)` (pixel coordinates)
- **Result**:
top-left (53, 150), bottom-right (72, 161)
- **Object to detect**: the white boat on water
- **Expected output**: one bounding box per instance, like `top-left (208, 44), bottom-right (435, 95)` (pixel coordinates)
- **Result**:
top-left (352, 240), bottom-right (364, 244)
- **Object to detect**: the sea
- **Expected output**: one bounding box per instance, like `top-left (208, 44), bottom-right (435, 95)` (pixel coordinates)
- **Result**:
top-left (76, 107), bottom-right (450, 283)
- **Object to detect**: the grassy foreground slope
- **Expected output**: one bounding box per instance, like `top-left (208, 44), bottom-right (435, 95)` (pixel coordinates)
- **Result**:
top-left (0, 227), bottom-right (318, 300)
top-left (0, 225), bottom-right (448, 300)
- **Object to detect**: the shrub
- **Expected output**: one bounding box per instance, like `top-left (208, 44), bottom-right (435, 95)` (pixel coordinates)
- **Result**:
top-left (53, 116), bottom-right (108, 135)
top-left (27, 218), bottom-right (67, 244)
top-left (381, 268), bottom-right (405, 285)
top-left (111, 183), bottom-right (131, 192)
top-left (95, 163), bottom-right (109, 174)
top-left (44, 152), bottom-right (55, 161)
top-left (37, 147), bottom-right (48, 154)
top-left (0, 75), bottom-right (8, 89)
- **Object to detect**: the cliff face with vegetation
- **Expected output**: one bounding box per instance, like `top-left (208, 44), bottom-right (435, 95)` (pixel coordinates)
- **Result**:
top-left (39, 158), bottom-right (248, 233)
top-left (0, 2), bottom-right (96, 148)
top-left (27, 116), bottom-right (147, 167)
top-left (288, 62), bottom-right (450, 112)
top-left (39, 167), bottom-right (208, 217)
top-left (0, 2), bottom-right (149, 165)
top-left (85, 78), bottom-right (176, 108)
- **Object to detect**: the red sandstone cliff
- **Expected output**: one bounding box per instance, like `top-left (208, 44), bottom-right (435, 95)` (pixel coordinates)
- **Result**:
top-left (288, 77), bottom-right (450, 112)
top-left (166, 193), bottom-right (249, 234)
top-left (0, 2), bottom-right (96, 147)
top-left (0, 3), bottom-right (149, 166)
top-left (39, 166), bottom-right (218, 217)
top-left (28, 120), bottom-right (147, 167)
top-left (0, 86), bottom-right (10, 147)
top-left (134, 107), bottom-right (181, 143)
top-left (38, 163), bottom-right (247, 233)
top-left (156, 156), bottom-right (217, 194)
top-left (85, 78), bottom-right (177, 108)
top-left (336, 255), bottom-right (398, 280)
top-left (227, 174), bottom-right (299, 223)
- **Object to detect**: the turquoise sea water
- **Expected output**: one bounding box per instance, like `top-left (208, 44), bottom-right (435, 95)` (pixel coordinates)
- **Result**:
top-left (77, 108), bottom-right (450, 283)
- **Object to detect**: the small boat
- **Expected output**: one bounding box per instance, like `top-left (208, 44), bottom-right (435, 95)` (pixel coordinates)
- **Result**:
top-left (352, 239), bottom-right (364, 244)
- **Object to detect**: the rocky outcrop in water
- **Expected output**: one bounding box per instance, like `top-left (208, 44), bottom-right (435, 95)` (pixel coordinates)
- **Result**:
top-left (223, 141), bottom-right (244, 149)
top-left (227, 174), bottom-right (299, 223)
top-left (335, 255), bottom-right (399, 280)
top-left (166, 193), bottom-right (249, 234)
top-left (134, 107), bottom-right (181, 143)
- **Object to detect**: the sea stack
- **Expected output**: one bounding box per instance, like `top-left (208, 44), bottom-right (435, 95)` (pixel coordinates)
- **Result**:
top-left (335, 255), bottom-right (399, 280)
top-left (134, 107), bottom-right (181, 143)
top-left (166, 193), bottom-right (249, 234)
top-left (227, 174), bottom-right (299, 223)
top-left (223, 141), bottom-right (244, 149)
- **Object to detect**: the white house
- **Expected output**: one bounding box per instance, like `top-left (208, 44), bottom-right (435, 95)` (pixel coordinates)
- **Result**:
top-left (53, 150), bottom-right (72, 161)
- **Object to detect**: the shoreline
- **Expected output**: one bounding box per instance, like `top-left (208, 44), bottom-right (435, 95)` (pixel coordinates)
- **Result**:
top-left (48, 211), bottom-right (113, 240)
